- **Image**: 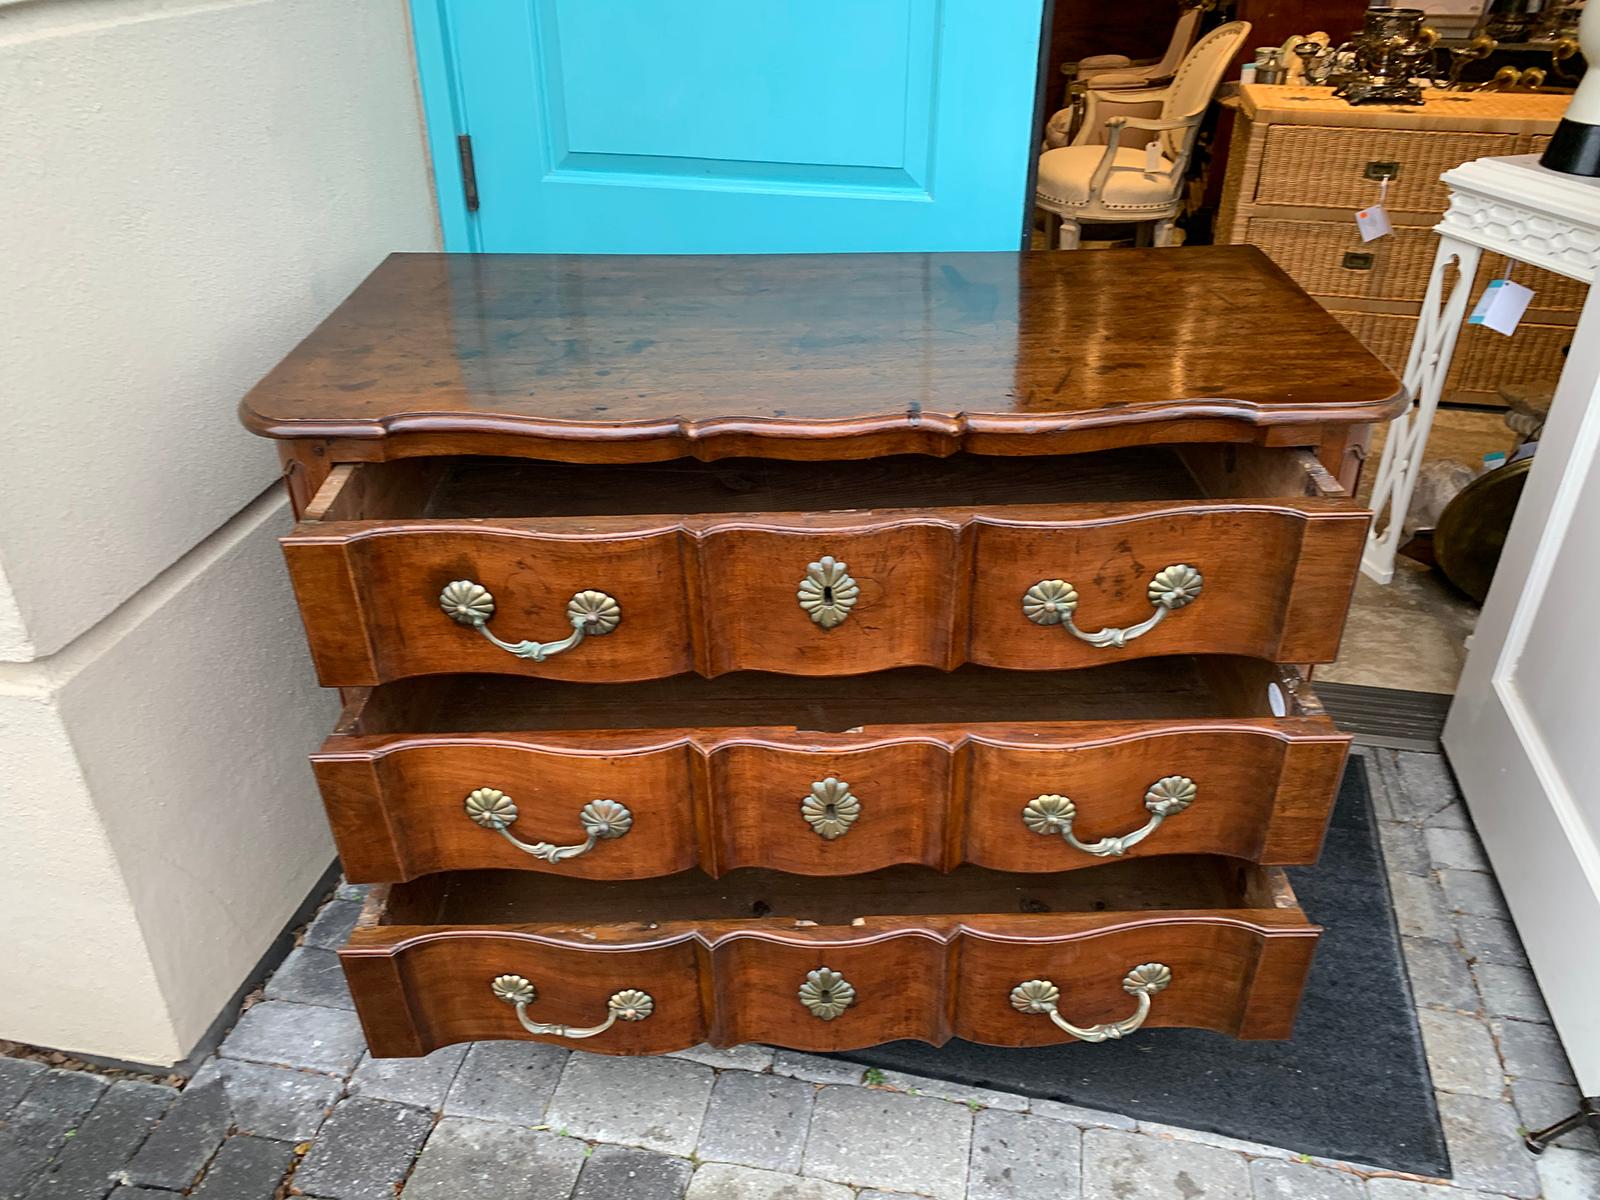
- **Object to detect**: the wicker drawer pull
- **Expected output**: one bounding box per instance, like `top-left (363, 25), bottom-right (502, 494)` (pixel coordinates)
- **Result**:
top-left (464, 789), bottom-right (632, 863)
top-left (440, 580), bottom-right (620, 662)
top-left (491, 975), bottom-right (652, 1040)
top-left (1023, 565), bottom-right (1203, 647)
top-left (1022, 776), bottom-right (1197, 857)
top-left (1011, 963), bottom-right (1172, 1042)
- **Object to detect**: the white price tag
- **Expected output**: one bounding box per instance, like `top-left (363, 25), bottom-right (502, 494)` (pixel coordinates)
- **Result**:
top-left (1354, 204), bottom-right (1392, 242)
top-left (1468, 279), bottom-right (1535, 336)
top-left (1144, 138), bottom-right (1164, 174)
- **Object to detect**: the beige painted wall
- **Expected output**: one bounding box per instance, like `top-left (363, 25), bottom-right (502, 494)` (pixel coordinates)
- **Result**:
top-left (0, 0), bottom-right (439, 1064)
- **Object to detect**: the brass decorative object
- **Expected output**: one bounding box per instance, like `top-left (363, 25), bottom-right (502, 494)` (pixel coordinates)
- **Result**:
top-left (440, 580), bottom-right (620, 661)
top-left (797, 557), bottom-right (860, 629)
top-left (1023, 564), bottom-right (1202, 648)
top-left (798, 967), bottom-right (857, 1020)
top-left (801, 778), bottom-right (861, 840)
top-left (491, 974), bottom-right (653, 1039)
top-left (1331, 8), bottom-right (1440, 106)
top-left (1021, 776), bottom-right (1196, 857)
top-left (1010, 963), bottom-right (1172, 1042)
top-left (464, 788), bottom-right (633, 862)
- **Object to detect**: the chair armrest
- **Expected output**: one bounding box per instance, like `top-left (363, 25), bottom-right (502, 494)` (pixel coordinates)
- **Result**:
top-left (1078, 53), bottom-right (1134, 70)
top-left (1085, 116), bottom-right (1192, 202)
top-left (1073, 88), bottom-right (1167, 145)
top-left (1082, 71), bottom-right (1160, 89)
top-left (1115, 115), bottom-right (1201, 132)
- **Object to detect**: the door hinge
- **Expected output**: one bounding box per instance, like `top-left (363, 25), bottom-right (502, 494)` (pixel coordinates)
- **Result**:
top-left (457, 134), bottom-right (480, 212)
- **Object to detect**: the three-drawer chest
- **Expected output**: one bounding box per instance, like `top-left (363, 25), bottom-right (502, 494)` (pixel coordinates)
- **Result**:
top-left (242, 247), bottom-right (1403, 1057)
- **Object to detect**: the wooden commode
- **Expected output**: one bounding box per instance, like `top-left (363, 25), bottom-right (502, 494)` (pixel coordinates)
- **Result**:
top-left (243, 248), bottom-right (1402, 1057)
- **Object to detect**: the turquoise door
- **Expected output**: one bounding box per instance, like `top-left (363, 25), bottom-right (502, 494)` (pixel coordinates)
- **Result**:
top-left (411, 1), bottom-right (1045, 252)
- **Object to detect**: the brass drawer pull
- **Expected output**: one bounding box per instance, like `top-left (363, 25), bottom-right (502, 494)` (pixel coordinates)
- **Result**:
top-left (1023, 564), bottom-right (1203, 647)
top-left (801, 778), bottom-right (860, 839)
top-left (1342, 251), bottom-right (1375, 271)
top-left (1363, 160), bottom-right (1400, 181)
top-left (491, 975), bottom-right (652, 1039)
top-left (1010, 963), bottom-right (1172, 1042)
top-left (464, 789), bottom-right (632, 863)
top-left (440, 580), bottom-right (620, 661)
top-left (798, 967), bottom-right (857, 1020)
top-left (1022, 776), bottom-right (1196, 857)
top-left (797, 556), bottom-right (859, 629)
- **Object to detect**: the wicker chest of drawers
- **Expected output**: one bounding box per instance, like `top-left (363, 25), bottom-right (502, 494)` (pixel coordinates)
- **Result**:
top-left (1219, 85), bottom-right (1584, 403)
top-left (243, 247), bottom-right (1401, 1057)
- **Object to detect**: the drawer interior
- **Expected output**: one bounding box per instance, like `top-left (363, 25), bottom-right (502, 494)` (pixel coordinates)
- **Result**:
top-left (305, 443), bottom-right (1347, 523)
top-left (340, 656), bottom-right (1320, 736)
top-left (372, 857), bottom-right (1299, 928)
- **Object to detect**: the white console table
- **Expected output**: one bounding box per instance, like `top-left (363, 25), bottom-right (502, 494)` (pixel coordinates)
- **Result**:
top-left (1363, 155), bottom-right (1600, 585)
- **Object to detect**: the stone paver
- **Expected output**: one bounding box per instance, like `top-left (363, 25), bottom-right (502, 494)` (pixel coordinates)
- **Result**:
top-left (1417, 1009), bottom-right (1504, 1097)
top-left (1536, 1145), bottom-right (1600, 1200)
top-left (1249, 1158), bottom-right (1366, 1200)
top-left (1390, 872), bottom-right (1455, 942)
top-left (5, 1069), bottom-right (108, 1159)
top-left (801, 1085), bottom-right (972, 1200)
top-left (0, 1058), bottom-right (47, 1117)
top-left (22, 1079), bottom-right (175, 1200)
top-left (1475, 963), bottom-right (1552, 1024)
top-left (1080, 1129), bottom-right (1248, 1200)
top-left (1393, 752), bottom-right (1458, 821)
top-left (1436, 1092), bottom-right (1542, 1198)
top-left (402, 1118), bottom-right (585, 1200)
top-left (545, 1054), bottom-right (714, 1157)
top-left (1439, 869), bottom-right (1509, 918)
top-left (1026, 1099), bottom-right (1137, 1131)
top-left (1366, 1181), bottom-right (1504, 1200)
top-left (263, 946), bottom-right (355, 1010)
top-left (121, 1077), bottom-right (231, 1193)
top-left (1510, 1078), bottom-right (1600, 1153)
top-left (874, 1071), bottom-right (1029, 1113)
top-left (349, 1046), bottom-right (468, 1110)
top-left (186, 1056), bottom-right (341, 1142)
top-left (570, 1144), bottom-right (693, 1200)
top-left (1425, 827), bottom-right (1491, 873)
top-left (695, 1070), bottom-right (812, 1174)
top-left (1456, 914), bottom-right (1528, 968)
top-left (219, 1000), bottom-right (366, 1076)
top-left (1378, 821), bottom-right (1433, 876)
top-left (669, 1043), bottom-right (774, 1072)
top-left (303, 899), bottom-right (364, 950)
top-left (442, 1042), bottom-right (566, 1123)
top-left (189, 1134), bottom-right (296, 1200)
top-left (1494, 1017), bottom-right (1576, 1084)
top-left (291, 1097), bottom-right (433, 1200)
top-left (967, 1109), bottom-right (1080, 1200)
top-left (1136, 1120), bottom-right (1290, 1161)
top-left (769, 1050), bottom-right (867, 1087)
top-left (686, 1162), bottom-right (851, 1200)
top-left (1402, 937), bottom-right (1481, 1013)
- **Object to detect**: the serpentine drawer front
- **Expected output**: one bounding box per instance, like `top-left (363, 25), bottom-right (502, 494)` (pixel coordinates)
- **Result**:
top-left (339, 859), bottom-right (1320, 1057)
top-left (245, 250), bottom-right (1400, 1058)
top-left (314, 658), bottom-right (1348, 882)
top-left (283, 444), bottom-right (1367, 687)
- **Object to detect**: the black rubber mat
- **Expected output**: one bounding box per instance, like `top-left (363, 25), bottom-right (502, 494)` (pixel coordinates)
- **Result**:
top-left (833, 757), bottom-right (1449, 1176)
top-left (1317, 682), bottom-right (1452, 751)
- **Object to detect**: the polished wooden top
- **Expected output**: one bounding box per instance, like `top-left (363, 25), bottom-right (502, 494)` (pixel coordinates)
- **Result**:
top-left (242, 247), bottom-right (1403, 462)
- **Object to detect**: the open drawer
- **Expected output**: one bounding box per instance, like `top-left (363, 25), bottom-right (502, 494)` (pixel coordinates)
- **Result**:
top-left (283, 444), bottom-right (1369, 686)
top-left (314, 657), bottom-right (1349, 882)
top-left (343, 857), bottom-right (1320, 1057)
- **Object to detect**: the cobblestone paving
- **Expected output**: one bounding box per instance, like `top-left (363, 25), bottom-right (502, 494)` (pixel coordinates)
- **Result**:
top-left (3, 750), bottom-right (1597, 1199)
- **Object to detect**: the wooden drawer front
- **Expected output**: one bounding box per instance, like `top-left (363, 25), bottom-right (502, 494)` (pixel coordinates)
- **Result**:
top-left (288, 504), bottom-right (1367, 685)
top-left (1247, 219), bottom-right (1440, 302)
top-left (344, 863), bottom-right (1320, 1056)
top-left (1255, 126), bottom-right (1516, 212)
top-left (314, 714), bottom-right (1349, 881)
top-left (1330, 310), bottom-right (1572, 396)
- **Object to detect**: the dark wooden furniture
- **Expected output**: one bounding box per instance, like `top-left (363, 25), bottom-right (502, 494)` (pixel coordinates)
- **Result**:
top-left (246, 248), bottom-right (1399, 1057)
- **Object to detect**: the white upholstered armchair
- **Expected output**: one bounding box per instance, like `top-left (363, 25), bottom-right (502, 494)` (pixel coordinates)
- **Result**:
top-left (1036, 21), bottom-right (1251, 250)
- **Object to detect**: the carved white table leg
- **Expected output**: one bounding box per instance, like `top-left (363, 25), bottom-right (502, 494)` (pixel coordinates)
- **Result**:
top-left (1362, 235), bottom-right (1485, 584)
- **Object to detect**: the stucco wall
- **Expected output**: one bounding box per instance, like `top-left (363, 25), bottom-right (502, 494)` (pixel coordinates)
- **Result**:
top-left (0, 0), bottom-right (438, 1064)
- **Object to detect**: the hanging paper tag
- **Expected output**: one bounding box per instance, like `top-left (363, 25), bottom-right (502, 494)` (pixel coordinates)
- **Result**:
top-left (1467, 279), bottom-right (1535, 336)
top-left (1144, 138), bottom-right (1164, 174)
top-left (1354, 204), bottom-right (1392, 241)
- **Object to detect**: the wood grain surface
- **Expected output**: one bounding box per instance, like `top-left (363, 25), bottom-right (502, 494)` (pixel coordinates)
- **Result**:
top-left (241, 248), bottom-right (1403, 463)
top-left (341, 859), bottom-right (1319, 1056)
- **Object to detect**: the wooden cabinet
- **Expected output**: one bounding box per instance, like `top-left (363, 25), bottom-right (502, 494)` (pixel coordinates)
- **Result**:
top-left (244, 249), bottom-right (1395, 1056)
top-left (1218, 86), bottom-right (1584, 404)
